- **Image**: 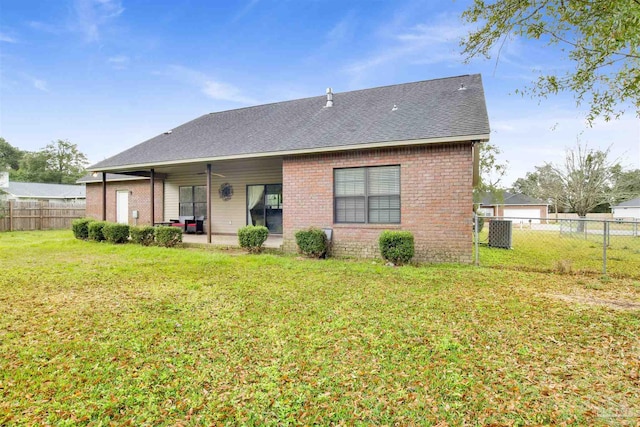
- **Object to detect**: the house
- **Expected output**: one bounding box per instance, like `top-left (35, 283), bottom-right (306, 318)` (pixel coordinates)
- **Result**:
top-left (87, 74), bottom-right (490, 262)
top-left (0, 178), bottom-right (85, 203)
top-left (478, 192), bottom-right (549, 223)
top-left (77, 173), bottom-right (162, 225)
top-left (612, 197), bottom-right (640, 220)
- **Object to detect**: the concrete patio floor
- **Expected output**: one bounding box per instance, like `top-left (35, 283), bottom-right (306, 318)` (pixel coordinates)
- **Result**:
top-left (182, 233), bottom-right (283, 249)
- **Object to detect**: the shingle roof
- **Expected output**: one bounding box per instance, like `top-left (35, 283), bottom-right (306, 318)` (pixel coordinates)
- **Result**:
top-left (1, 182), bottom-right (85, 199)
top-left (89, 74), bottom-right (490, 170)
top-left (481, 192), bottom-right (548, 206)
top-left (613, 197), bottom-right (640, 208)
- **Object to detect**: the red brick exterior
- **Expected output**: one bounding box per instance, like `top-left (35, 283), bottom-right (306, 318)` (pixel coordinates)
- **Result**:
top-left (282, 143), bottom-right (474, 263)
top-left (85, 180), bottom-right (164, 225)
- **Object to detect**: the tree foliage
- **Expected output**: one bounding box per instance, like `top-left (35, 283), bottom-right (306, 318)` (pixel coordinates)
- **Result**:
top-left (512, 164), bottom-right (564, 214)
top-left (11, 139), bottom-right (88, 184)
top-left (553, 144), bottom-right (620, 217)
top-left (461, 0), bottom-right (640, 123)
top-left (514, 143), bottom-right (621, 217)
top-left (475, 142), bottom-right (508, 205)
top-left (0, 137), bottom-right (23, 171)
top-left (610, 166), bottom-right (640, 204)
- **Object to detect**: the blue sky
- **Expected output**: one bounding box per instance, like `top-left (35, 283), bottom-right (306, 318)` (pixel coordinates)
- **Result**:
top-left (1, 0), bottom-right (638, 186)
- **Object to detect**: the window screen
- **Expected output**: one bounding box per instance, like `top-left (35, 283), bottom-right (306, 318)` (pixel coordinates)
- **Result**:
top-left (334, 165), bottom-right (400, 224)
top-left (179, 186), bottom-right (207, 217)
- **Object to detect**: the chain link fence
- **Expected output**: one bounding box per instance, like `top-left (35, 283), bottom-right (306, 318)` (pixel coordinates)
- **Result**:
top-left (473, 215), bottom-right (640, 279)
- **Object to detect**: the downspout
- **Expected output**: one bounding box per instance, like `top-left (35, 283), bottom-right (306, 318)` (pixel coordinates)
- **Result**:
top-left (101, 172), bottom-right (107, 221)
top-left (150, 168), bottom-right (155, 225)
top-left (206, 164), bottom-right (212, 244)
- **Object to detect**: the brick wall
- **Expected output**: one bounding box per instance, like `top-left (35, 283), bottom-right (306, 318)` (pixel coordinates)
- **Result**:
top-left (282, 143), bottom-right (474, 263)
top-left (85, 180), bottom-right (164, 225)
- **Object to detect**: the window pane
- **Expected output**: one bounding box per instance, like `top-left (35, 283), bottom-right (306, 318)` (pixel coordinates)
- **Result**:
top-left (194, 203), bottom-right (207, 218)
top-left (335, 196), bottom-right (365, 223)
top-left (179, 203), bottom-right (193, 216)
top-left (369, 195), bottom-right (400, 224)
top-left (368, 166), bottom-right (400, 195)
top-left (335, 168), bottom-right (365, 196)
top-left (194, 186), bottom-right (207, 203)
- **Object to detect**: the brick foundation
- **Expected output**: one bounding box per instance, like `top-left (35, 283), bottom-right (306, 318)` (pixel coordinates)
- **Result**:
top-left (282, 143), bottom-right (474, 263)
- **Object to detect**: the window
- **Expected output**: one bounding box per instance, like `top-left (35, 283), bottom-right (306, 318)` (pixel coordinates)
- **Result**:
top-left (179, 186), bottom-right (207, 217)
top-left (247, 184), bottom-right (283, 233)
top-left (334, 165), bottom-right (400, 224)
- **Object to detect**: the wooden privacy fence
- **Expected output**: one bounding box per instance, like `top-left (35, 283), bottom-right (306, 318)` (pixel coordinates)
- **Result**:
top-left (0, 200), bottom-right (86, 231)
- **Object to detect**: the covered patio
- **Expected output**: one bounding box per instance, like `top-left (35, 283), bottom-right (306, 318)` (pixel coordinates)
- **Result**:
top-left (182, 233), bottom-right (283, 249)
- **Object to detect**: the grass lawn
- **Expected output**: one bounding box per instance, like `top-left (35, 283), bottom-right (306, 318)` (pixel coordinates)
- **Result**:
top-left (1, 230), bottom-right (639, 426)
top-left (478, 228), bottom-right (640, 279)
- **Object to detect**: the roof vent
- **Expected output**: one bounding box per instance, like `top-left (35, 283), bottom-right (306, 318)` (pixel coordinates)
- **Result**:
top-left (391, 104), bottom-right (398, 111)
top-left (164, 130), bottom-right (173, 134)
top-left (458, 83), bottom-right (466, 91)
top-left (325, 87), bottom-right (333, 108)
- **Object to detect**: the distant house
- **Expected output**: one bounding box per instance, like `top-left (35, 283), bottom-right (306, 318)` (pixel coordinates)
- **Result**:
top-left (611, 197), bottom-right (640, 220)
top-left (478, 192), bottom-right (549, 223)
top-left (0, 180), bottom-right (85, 203)
top-left (86, 74), bottom-right (491, 262)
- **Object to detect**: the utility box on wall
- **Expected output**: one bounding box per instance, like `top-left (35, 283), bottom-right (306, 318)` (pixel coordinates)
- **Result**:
top-left (488, 220), bottom-right (512, 249)
top-left (132, 210), bottom-right (139, 219)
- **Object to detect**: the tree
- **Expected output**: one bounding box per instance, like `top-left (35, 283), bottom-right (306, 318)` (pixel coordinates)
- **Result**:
top-left (0, 137), bottom-right (23, 171)
top-left (461, 0), bottom-right (640, 123)
top-left (12, 140), bottom-right (88, 184)
top-left (610, 167), bottom-right (640, 204)
top-left (474, 142), bottom-right (509, 206)
top-left (512, 163), bottom-right (565, 217)
top-left (550, 143), bottom-right (619, 218)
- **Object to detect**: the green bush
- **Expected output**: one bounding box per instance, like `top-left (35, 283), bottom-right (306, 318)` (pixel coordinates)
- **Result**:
top-left (295, 227), bottom-right (329, 258)
top-left (237, 225), bottom-right (269, 253)
top-left (379, 230), bottom-right (415, 265)
top-left (154, 226), bottom-right (182, 248)
top-left (102, 222), bottom-right (130, 244)
top-left (71, 218), bottom-right (95, 240)
top-left (130, 226), bottom-right (155, 246)
top-left (88, 221), bottom-right (107, 242)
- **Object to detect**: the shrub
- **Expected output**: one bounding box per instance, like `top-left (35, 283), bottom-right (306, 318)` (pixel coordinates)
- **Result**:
top-left (237, 225), bottom-right (269, 253)
top-left (130, 226), bottom-right (155, 246)
top-left (72, 218), bottom-right (95, 240)
top-left (102, 222), bottom-right (130, 244)
top-left (295, 227), bottom-right (329, 258)
top-left (88, 221), bottom-right (107, 242)
top-left (379, 230), bottom-right (415, 265)
top-left (155, 226), bottom-right (182, 248)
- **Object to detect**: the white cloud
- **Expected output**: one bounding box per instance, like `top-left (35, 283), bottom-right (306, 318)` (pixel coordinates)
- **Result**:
top-left (0, 33), bottom-right (17, 43)
top-left (345, 14), bottom-right (467, 83)
top-left (28, 21), bottom-right (62, 34)
top-left (32, 79), bottom-right (49, 92)
top-left (107, 55), bottom-right (129, 69)
top-left (73, 0), bottom-right (124, 42)
top-left (164, 65), bottom-right (258, 105)
top-left (490, 107), bottom-right (640, 186)
top-left (232, 0), bottom-right (260, 23)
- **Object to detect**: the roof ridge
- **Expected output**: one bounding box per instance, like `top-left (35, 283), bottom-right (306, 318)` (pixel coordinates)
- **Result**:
top-left (199, 74), bottom-right (477, 118)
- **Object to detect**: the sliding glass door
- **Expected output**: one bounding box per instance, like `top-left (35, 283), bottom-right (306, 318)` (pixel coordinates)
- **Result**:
top-left (247, 184), bottom-right (282, 234)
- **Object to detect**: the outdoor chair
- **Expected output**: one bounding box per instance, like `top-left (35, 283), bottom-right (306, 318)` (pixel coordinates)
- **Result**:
top-left (170, 215), bottom-right (194, 232)
top-left (185, 216), bottom-right (205, 234)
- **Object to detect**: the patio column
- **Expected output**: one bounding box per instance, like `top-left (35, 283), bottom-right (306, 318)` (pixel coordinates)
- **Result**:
top-left (101, 172), bottom-right (107, 221)
top-left (150, 168), bottom-right (155, 225)
top-left (206, 163), bottom-right (212, 244)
